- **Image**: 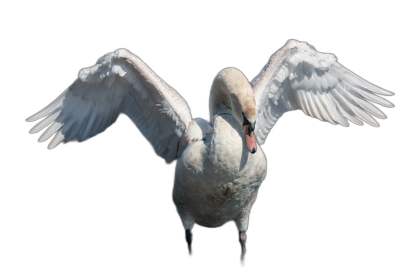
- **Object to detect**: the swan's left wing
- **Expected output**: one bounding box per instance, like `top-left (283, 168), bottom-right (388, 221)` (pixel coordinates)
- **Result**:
top-left (251, 39), bottom-right (394, 145)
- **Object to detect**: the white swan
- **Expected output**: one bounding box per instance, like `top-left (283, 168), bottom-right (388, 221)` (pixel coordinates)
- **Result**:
top-left (27, 40), bottom-right (394, 259)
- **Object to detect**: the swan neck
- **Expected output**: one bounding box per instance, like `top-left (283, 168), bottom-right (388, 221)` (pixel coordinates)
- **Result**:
top-left (209, 81), bottom-right (233, 118)
top-left (209, 68), bottom-right (256, 123)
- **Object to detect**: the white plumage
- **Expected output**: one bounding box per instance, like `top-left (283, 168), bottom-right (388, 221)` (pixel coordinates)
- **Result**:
top-left (27, 40), bottom-right (394, 258)
top-left (252, 40), bottom-right (393, 144)
top-left (27, 49), bottom-right (195, 162)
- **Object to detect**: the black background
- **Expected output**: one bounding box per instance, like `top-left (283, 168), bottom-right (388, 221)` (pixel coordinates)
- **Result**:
top-left (9, 3), bottom-right (399, 266)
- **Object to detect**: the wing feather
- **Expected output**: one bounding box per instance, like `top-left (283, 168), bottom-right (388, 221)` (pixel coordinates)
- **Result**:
top-left (26, 89), bottom-right (68, 122)
top-left (29, 110), bottom-right (61, 134)
top-left (315, 93), bottom-right (337, 124)
top-left (311, 92), bottom-right (327, 121)
top-left (48, 130), bottom-right (65, 149)
top-left (322, 91), bottom-right (348, 126)
top-left (39, 121), bottom-right (63, 142)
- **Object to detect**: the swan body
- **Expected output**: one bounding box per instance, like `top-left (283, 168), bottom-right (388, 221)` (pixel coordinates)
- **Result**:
top-left (174, 109), bottom-right (267, 229)
top-left (26, 40), bottom-right (394, 259)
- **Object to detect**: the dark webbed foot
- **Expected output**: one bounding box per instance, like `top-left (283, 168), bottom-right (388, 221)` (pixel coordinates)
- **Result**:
top-left (185, 229), bottom-right (193, 254)
top-left (239, 231), bottom-right (247, 261)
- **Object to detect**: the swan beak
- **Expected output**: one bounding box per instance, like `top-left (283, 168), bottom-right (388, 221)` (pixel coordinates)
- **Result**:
top-left (243, 125), bottom-right (257, 154)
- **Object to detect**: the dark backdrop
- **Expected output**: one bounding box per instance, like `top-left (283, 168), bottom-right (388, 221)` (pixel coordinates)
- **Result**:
top-left (10, 6), bottom-right (399, 266)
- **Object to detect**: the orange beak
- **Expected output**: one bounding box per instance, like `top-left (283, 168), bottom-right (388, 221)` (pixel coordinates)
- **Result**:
top-left (243, 125), bottom-right (257, 154)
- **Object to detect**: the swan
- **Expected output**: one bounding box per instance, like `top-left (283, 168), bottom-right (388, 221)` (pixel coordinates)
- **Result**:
top-left (26, 39), bottom-right (394, 259)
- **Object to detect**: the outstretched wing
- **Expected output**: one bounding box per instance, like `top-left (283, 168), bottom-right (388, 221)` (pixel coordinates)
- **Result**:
top-left (251, 39), bottom-right (394, 145)
top-left (27, 49), bottom-right (193, 163)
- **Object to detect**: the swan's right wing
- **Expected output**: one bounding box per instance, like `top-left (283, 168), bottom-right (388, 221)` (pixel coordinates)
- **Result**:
top-left (27, 49), bottom-right (193, 163)
top-left (251, 40), bottom-right (394, 145)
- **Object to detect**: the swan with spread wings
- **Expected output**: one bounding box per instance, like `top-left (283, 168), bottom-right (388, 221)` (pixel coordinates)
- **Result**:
top-left (27, 40), bottom-right (394, 259)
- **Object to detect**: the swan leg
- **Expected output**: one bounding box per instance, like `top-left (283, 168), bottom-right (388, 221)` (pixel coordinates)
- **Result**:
top-left (239, 231), bottom-right (247, 260)
top-left (235, 213), bottom-right (250, 260)
top-left (175, 209), bottom-right (195, 254)
top-left (185, 229), bottom-right (193, 254)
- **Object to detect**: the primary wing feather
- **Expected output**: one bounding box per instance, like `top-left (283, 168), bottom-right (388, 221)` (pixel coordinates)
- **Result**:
top-left (251, 40), bottom-right (394, 145)
top-left (27, 49), bottom-right (193, 163)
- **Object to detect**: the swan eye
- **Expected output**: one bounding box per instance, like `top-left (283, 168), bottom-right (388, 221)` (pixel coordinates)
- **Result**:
top-left (242, 112), bottom-right (250, 126)
top-left (242, 112), bottom-right (255, 131)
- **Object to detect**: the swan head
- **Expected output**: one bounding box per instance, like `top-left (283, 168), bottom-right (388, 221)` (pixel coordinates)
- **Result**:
top-left (213, 68), bottom-right (258, 154)
top-left (242, 112), bottom-right (257, 154)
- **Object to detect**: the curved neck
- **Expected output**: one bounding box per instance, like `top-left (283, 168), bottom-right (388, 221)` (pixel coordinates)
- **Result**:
top-left (208, 68), bottom-right (256, 123)
top-left (209, 82), bottom-right (233, 117)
